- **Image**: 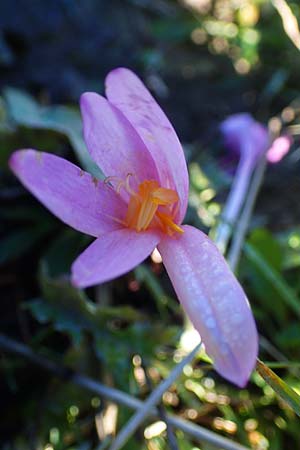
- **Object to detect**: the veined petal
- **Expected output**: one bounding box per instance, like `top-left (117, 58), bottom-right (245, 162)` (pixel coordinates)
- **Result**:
top-left (72, 228), bottom-right (161, 288)
top-left (9, 150), bottom-right (127, 237)
top-left (105, 68), bottom-right (189, 223)
top-left (158, 225), bottom-right (258, 387)
top-left (80, 92), bottom-right (159, 192)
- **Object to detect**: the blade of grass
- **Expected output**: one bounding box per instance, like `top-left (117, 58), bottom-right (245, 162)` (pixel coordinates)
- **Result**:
top-left (263, 362), bottom-right (300, 369)
top-left (256, 359), bottom-right (300, 417)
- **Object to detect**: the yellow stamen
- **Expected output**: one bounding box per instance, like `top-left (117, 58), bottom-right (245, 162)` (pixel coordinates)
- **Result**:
top-left (156, 211), bottom-right (184, 235)
top-left (123, 179), bottom-right (183, 236)
top-left (151, 187), bottom-right (179, 205)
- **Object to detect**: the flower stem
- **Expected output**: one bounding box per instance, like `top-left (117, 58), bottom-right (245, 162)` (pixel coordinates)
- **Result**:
top-left (214, 155), bottom-right (255, 254)
top-left (227, 155), bottom-right (267, 270)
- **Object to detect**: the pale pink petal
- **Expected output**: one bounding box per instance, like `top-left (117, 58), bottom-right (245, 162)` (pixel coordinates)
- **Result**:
top-left (158, 225), bottom-right (258, 387)
top-left (80, 92), bottom-right (159, 193)
top-left (9, 149), bottom-right (127, 237)
top-left (267, 135), bottom-right (293, 163)
top-left (105, 68), bottom-right (188, 223)
top-left (72, 228), bottom-right (161, 288)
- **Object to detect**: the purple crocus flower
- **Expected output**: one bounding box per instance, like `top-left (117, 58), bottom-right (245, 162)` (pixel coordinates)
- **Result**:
top-left (215, 113), bottom-right (269, 253)
top-left (9, 68), bottom-right (258, 387)
top-left (216, 113), bottom-right (293, 252)
top-left (221, 113), bottom-right (269, 167)
top-left (221, 113), bottom-right (293, 165)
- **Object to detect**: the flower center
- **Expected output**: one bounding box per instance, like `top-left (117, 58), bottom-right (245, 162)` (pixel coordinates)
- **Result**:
top-left (106, 175), bottom-right (183, 236)
top-left (125, 179), bottom-right (184, 235)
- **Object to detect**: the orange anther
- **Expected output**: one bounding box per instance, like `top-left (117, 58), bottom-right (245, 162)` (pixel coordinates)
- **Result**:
top-left (123, 179), bottom-right (183, 235)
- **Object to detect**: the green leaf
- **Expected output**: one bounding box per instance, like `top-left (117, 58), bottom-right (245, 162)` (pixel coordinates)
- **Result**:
top-left (27, 263), bottom-right (145, 345)
top-left (276, 323), bottom-right (300, 349)
top-left (244, 242), bottom-right (300, 319)
top-left (278, 228), bottom-right (300, 270)
top-left (256, 359), bottom-right (300, 417)
top-left (4, 88), bottom-right (102, 178)
top-left (248, 228), bottom-right (282, 271)
top-left (4, 88), bottom-right (41, 125)
top-left (244, 230), bottom-right (287, 322)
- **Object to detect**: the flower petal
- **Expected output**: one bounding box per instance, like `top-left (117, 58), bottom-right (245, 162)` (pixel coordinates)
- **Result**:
top-left (9, 149), bottom-right (127, 237)
top-left (72, 228), bottom-right (161, 288)
top-left (80, 92), bottom-right (159, 191)
top-left (158, 225), bottom-right (258, 387)
top-left (221, 113), bottom-right (269, 167)
top-left (105, 68), bottom-right (189, 223)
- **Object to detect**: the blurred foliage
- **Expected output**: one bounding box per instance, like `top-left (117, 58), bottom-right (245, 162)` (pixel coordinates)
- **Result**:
top-left (1, 0), bottom-right (300, 449)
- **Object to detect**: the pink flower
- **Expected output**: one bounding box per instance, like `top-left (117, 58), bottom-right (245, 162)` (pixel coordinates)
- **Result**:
top-left (267, 135), bottom-right (293, 163)
top-left (9, 68), bottom-right (258, 387)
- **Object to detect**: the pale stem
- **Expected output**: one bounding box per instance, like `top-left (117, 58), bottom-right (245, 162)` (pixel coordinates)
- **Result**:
top-left (142, 360), bottom-right (179, 450)
top-left (214, 154), bottom-right (255, 254)
top-left (227, 155), bottom-right (267, 271)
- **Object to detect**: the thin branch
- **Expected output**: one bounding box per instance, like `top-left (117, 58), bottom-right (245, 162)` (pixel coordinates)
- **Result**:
top-left (108, 344), bottom-right (201, 450)
top-left (156, 403), bottom-right (179, 450)
top-left (142, 360), bottom-right (179, 450)
top-left (0, 333), bottom-right (250, 450)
